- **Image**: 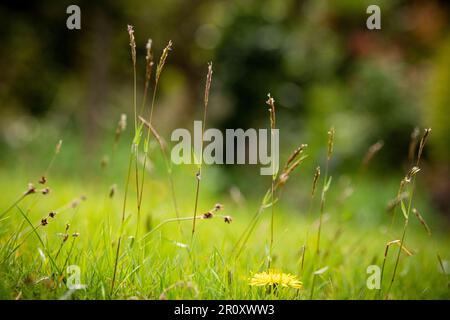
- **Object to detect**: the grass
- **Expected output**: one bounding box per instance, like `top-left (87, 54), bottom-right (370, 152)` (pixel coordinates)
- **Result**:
top-left (0, 27), bottom-right (449, 300)
top-left (0, 165), bottom-right (448, 299)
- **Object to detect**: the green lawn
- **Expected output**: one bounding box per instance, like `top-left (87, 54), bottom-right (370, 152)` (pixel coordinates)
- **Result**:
top-left (0, 161), bottom-right (448, 300)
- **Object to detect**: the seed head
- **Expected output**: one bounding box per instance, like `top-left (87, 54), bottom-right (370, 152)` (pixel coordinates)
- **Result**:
top-left (265, 94), bottom-right (276, 129)
top-left (327, 127), bottom-right (335, 160)
top-left (224, 216), bottom-right (233, 224)
top-left (55, 140), bottom-right (63, 154)
top-left (417, 128), bottom-right (431, 165)
top-left (405, 166), bottom-right (421, 182)
top-left (311, 166), bottom-right (321, 197)
top-left (127, 25), bottom-right (136, 65)
top-left (202, 212), bottom-right (213, 219)
top-left (213, 203), bottom-right (224, 212)
top-left (156, 40), bottom-right (173, 83)
top-left (204, 62), bottom-right (213, 108)
top-left (25, 183), bottom-right (36, 195)
top-left (109, 184), bottom-right (117, 198)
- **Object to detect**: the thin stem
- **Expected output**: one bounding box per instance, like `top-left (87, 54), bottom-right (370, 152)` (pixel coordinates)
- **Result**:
top-left (192, 63), bottom-right (213, 237)
top-left (316, 161), bottom-right (329, 254)
top-left (268, 178), bottom-right (275, 268)
top-left (385, 180), bottom-right (415, 299)
top-left (111, 152), bottom-right (133, 294)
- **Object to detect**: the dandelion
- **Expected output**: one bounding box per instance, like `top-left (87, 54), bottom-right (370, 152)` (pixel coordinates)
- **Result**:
top-left (249, 270), bottom-right (303, 289)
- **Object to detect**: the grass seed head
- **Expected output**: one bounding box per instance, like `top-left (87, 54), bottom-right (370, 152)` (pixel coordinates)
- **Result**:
top-left (25, 183), bottom-right (36, 195)
top-left (327, 127), bottom-right (335, 160)
top-left (109, 184), bottom-right (117, 198)
top-left (204, 62), bottom-right (213, 108)
top-left (127, 25), bottom-right (136, 66)
top-left (362, 140), bottom-right (384, 167)
top-left (55, 140), bottom-right (62, 154)
top-left (156, 40), bottom-right (173, 83)
top-left (265, 94), bottom-right (276, 129)
top-left (224, 216), bottom-right (232, 224)
top-left (408, 127), bottom-right (420, 162)
top-left (213, 203), bottom-right (224, 212)
top-left (412, 208), bottom-right (431, 236)
top-left (417, 128), bottom-right (431, 165)
top-left (312, 166), bottom-right (321, 196)
top-left (145, 39), bottom-right (154, 80)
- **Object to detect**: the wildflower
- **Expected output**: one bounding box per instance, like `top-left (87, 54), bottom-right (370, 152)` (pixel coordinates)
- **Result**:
top-left (249, 270), bottom-right (303, 289)
top-left (41, 218), bottom-right (48, 226)
top-left (49, 211), bottom-right (56, 218)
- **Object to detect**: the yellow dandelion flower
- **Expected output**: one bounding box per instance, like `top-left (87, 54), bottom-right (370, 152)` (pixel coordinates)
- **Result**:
top-left (249, 270), bottom-right (303, 289)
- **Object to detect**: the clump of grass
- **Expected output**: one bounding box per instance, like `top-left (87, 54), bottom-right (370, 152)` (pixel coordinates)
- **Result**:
top-left (232, 111), bottom-right (308, 263)
top-left (384, 128), bottom-right (431, 299)
top-left (111, 26), bottom-right (165, 293)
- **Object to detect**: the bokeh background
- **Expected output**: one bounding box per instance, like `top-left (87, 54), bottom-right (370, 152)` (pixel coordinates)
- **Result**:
top-left (0, 0), bottom-right (449, 221)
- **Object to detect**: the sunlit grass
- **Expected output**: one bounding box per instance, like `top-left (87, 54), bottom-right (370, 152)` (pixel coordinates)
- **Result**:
top-left (0, 167), bottom-right (448, 300)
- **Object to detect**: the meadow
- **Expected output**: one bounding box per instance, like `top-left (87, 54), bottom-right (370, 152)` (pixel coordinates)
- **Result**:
top-left (0, 26), bottom-right (449, 300)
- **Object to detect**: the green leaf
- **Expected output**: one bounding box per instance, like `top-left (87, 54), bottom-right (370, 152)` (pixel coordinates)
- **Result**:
top-left (143, 137), bottom-right (149, 154)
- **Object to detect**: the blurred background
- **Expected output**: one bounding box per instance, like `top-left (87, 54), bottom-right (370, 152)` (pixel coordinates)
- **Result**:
top-left (0, 0), bottom-right (448, 221)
